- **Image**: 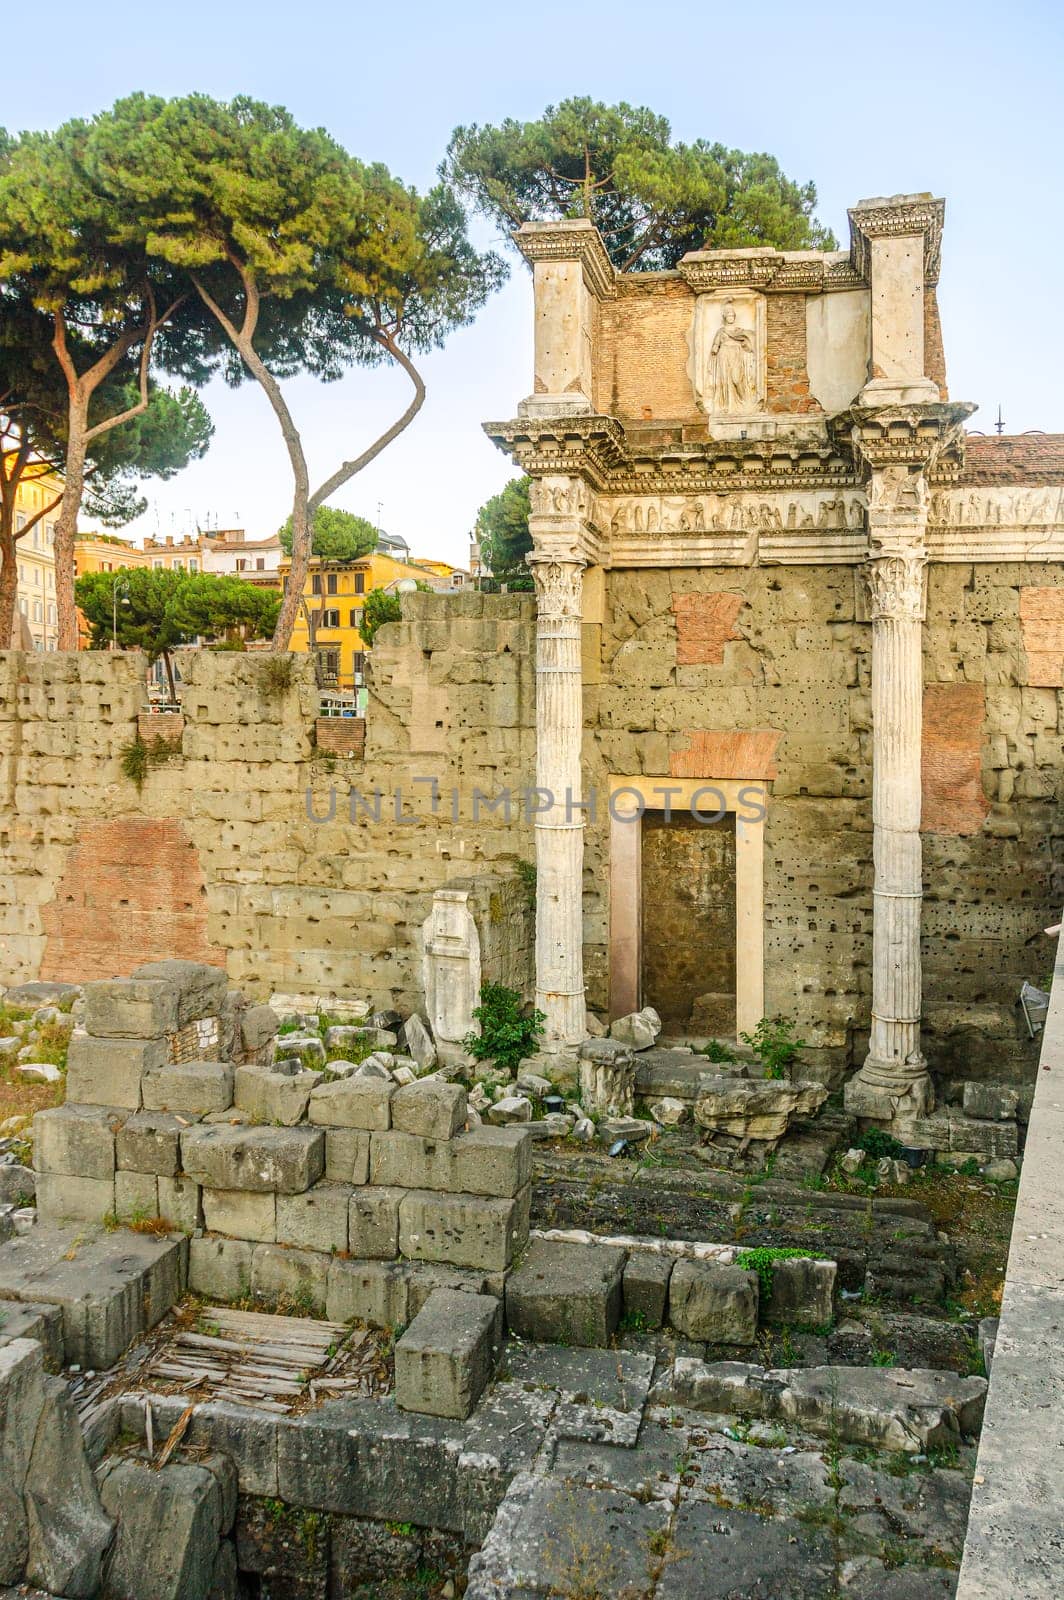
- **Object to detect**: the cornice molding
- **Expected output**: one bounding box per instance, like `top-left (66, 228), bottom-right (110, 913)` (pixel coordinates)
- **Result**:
top-left (513, 220), bottom-right (616, 301)
top-left (678, 248), bottom-right (864, 295)
top-left (847, 195), bottom-right (946, 286)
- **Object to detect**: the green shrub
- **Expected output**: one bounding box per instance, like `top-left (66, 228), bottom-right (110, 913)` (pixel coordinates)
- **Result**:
top-left (735, 1246), bottom-right (815, 1298)
top-left (702, 1039), bottom-right (737, 1063)
top-left (463, 983), bottom-right (545, 1075)
top-left (740, 1016), bottom-right (805, 1080)
top-left (857, 1128), bottom-right (905, 1160)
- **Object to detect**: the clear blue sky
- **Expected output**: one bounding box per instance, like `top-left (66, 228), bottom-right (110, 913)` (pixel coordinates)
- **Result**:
top-left (12, 0), bottom-right (1064, 565)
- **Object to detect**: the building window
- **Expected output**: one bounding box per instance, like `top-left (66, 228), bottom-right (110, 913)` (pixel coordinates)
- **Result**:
top-left (349, 608), bottom-right (363, 628)
top-left (45, 523), bottom-right (55, 546)
top-left (18, 598), bottom-right (27, 615)
top-left (15, 512), bottom-right (25, 532)
top-left (311, 574), bottom-right (322, 595)
top-left (33, 600), bottom-right (42, 622)
top-left (32, 527), bottom-right (39, 548)
top-left (47, 603), bottom-right (55, 625)
top-left (326, 573), bottom-right (338, 595)
top-left (316, 648), bottom-right (340, 683)
top-left (153, 560), bottom-right (164, 570)
top-left (354, 572), bottom-right (366, 595)
top-left (352, 651), bottom-right (365, 676)
top-left (256, 558), bottom-right (265, 570)
top-left (189, 558), bottom-right (198, 572)
top-left (35, 568), bottom-right (42, 585)
top-left (321, 608), bottom-right (340, 628)
top-left (236, 558), bottom-right (247, 571)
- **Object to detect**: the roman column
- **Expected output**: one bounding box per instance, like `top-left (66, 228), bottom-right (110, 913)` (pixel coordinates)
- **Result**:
top-left (528, 512), bottom-right (588, 1046)
top-left (846, 466), bottom-right (933, 1123)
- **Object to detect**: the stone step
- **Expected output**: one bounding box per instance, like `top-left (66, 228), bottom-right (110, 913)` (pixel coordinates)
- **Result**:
top-left (0, 1225), bottom-right (187, 1368)
top-left (665, 1357), bottom-right (988, 1453)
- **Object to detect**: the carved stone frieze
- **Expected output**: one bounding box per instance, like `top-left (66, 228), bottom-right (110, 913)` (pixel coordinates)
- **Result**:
top-left (529, 477), bottom-right (591, 519)
top-left (930, 485), bottom-right (1064, 528)
top-left (603, 489), bottom-right (865, 537)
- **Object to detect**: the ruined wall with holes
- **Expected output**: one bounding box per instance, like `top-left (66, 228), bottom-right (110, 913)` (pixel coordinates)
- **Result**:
top-left (1, 566), bottom-right (1060, 1085)
top-left (582, 562), bottom-right (1064, 1087)
top-left (0, 591), bottom-right (536, 1011)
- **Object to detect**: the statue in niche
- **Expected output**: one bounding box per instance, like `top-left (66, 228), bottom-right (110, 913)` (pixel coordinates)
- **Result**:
top-left (709, 300), bottom-right (757, 414)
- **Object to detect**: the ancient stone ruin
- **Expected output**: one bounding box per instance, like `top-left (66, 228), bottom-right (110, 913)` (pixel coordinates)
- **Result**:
top-left (1, 190), bottom-right (1061, 1597)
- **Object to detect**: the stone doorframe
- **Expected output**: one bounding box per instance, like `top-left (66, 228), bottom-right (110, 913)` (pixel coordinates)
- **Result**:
top-left (607, 776), bottom-right (767, 1035)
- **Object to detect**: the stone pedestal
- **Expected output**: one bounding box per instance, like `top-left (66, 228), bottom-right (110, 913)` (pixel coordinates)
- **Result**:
top-left (529, 541), bottom-right (587, 1046)
top-left (578, 1055), bottom-right (636, 1118)
top-left (421, 889), bottom-right (481, 1066)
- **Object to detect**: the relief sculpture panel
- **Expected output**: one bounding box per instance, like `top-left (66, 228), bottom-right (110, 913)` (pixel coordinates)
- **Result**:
top-left (689, 289), bottom-right (766, 418)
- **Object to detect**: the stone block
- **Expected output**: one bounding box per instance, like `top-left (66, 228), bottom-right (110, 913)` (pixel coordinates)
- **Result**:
top-left (391, 1079), bottom-right (467, 1140)
top-left (188, 1236), bottom-right (254, 1301)
top-left (96, 1454), bottom-right (225, 1600)
top-left (397, 1013), bottom-right (436, 1070)
top-left (368, 1130), bottom-right (451, 1189)
top-left (694, 1077), bottom-right (829, 1141)
top-left (114, 1169), bottom-right (159, 1222)
top-left (250, 1243), bottom-right (328, 1313)
top-left (240, 1004), bottom-right (279, 1054)
top-left (947, 1112), bottom-right (1018, 1157)
top-left (234, 1064), bottom-right (321, 1125)
top-left (35, 1172), bottom-right (115, 1226)
top-left (609, 1007), bottom-right (661, 1050)
top-left (505, 1238), bottom-right (626, 1347)
top-left (116, 1111), bottom-right (184, 1177)
top-left (142, 1060), bottom-right (234, 1115)
top-left (326, 1257), bottom-right (411, 1329)
top-left (309, 1076), bottom-right (395, 1130)
top-left (324, 1128), bottom-right (370, 1185)
top-left (82, 977), bottom-right (179, 1039)
top-left (0, 1300), bottom-right (64, 1371)
top-left (181, 1124), bottom-right (324, 1194)
top-left (669, 1259), bottom-right (759, 1344)
top-left (622, 1251), bottom-right (673, 1331)
top-left (451, 1127), bottom-right (532, 1198)
top-left (34, 1103), bottom-right (122, 1179)
top-left (203, 1187), bottom-right (277, 1243)
top-left (0, 1226), bottom-right (186, 1367)
top-left (395, 1288), bottom-right (500, 1420)
top-left (349, 1186), bottom-right (403, 1258)
top-left (399, 1187), bottom-right (529, 1273)
top-left (407, 1264), bottom-right (493, 1318)
top-left (157, 1175), bottom-right (202, 1233)
top-left (962, 1081), bottom-right (1020, 1121)
top-left (276, 1183), bottom-right (350, 1253)
top-left (65, 1034), bottom-right (168, 1109)
top-left (763, 1258), bottom-right (836, 1327)
top-left (0, 1164), bottom-right (34, 1206)
top-left (130, 959), bottom-right (227, 1025)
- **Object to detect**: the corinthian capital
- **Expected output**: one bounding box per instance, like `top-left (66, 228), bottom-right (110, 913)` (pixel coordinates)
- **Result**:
top-left (865, 551), bottom-right (927, 623)
top-left (529, 552), bottom-right (585, 618)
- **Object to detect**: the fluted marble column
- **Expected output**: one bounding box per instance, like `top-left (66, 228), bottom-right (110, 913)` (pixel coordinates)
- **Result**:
top-left (846, 468), bottom-right (933, 1123)
top-left (529, 545), bottom-right (587, 1045)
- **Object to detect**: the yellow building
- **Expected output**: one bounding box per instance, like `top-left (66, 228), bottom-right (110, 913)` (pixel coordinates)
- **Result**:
top-left (11, 465), bottom-right (61, 651)
top-left (72, 533), bottom-right (150, 647)
top-left (283, 549), bottom-right (467, 690)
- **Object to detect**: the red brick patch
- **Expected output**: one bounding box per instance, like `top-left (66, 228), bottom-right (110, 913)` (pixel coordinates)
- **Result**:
top-left (315, 717), bottom-right (366, 759)
top-left (671, 592), bottom-right (745, 666)
top-left (921, 683), bottom-right (989, 836)
top-left (40, 818), bottom-right (223, 981)
top-left (1020, 587), bottom-right (1064, 686)
top-left (670, 730), bottom-right (781, 780)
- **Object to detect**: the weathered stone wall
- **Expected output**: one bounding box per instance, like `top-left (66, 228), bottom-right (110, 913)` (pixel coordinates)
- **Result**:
top-left (0, 592), bottom-right (536, 1010)
top-left (585, 562), bottom-right (1063, 1083)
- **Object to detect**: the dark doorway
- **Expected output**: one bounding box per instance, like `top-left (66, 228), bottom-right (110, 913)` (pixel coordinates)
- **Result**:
top-left (640, 809), bottom-right (736, 1034)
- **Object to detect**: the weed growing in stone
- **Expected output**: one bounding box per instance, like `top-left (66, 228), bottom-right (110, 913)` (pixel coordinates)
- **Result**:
top-left (739, 1016), bottom-right (805, 1080)
top-left (463, 983), bottom-right (545, 1075)
top-left (735, 1245), bottom-right (815, 1298)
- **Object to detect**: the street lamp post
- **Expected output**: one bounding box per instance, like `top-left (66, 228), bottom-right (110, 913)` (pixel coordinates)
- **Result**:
top-left (112, 577), bottom-right (131, 649)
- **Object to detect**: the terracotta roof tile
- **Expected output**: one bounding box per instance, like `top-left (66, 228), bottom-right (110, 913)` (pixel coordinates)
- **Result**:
top-left (960, 434), bottom-right (1064, 485)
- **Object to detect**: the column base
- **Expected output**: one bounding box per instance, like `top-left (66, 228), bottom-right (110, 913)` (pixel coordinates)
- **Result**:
top-left (844, 1055), bottom-right (934, 1123)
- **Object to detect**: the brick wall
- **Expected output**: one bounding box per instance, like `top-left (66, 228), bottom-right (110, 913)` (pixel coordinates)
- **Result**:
top-left (765, 295), bottom-right (821, 414)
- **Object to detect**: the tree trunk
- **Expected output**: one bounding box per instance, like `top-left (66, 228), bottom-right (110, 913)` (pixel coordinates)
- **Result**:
top-left (54, 416), bottom-right (87, 651)
top-left (162, 649), bottom-right (177, 705)
top-left (0, 521), bottom-right (18, 650)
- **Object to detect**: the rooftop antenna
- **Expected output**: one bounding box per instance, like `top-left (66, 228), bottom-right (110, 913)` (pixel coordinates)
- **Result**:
top-left (995, 404), bottom-right (1005, 436)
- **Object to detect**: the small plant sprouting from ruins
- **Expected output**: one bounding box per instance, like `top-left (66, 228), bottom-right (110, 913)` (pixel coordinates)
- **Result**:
top-left (119, 732), bottom-right (181, 791)
top-left (735, 1246), bottom-right (815, 1299)
top-left (261, 655), bottom-right (296, 697)
top-left (740, 1016), bottom-right (806, 1080)
top-left (857, 1128), bottom-right (906, 1161)
top-left (702, 1038), bottom-right (737, 1063)
top-left (463, 983), bottom-right (545, 1075)
top-left (516, 858), bottom-right (537, 912)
